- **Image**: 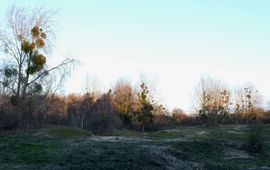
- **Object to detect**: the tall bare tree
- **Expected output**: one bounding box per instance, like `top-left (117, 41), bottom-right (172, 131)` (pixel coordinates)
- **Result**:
top-left (234, 83), bottom-right (262, 124)
top-left (112, 79), bottom-right (137, 125)
top-left (192, 77), bottom-right (231, 126)
top-left (0, 6), bottom-right (74, 130)
top-left (0, 6), bottom-right (74, 102)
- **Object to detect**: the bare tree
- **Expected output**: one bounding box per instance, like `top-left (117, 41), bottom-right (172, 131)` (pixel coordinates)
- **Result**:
top-left (112, 79), bottom-right (137, 125)
top-left (139, 73), bottom-right (159, 104)
top-left (66, 94), bottom-right (81, 127)
top-left (0, 6), bottom-right (74, 101)
top-left (153, 104), bottom-right (168, 116)
top-left (172, 108), bottom-right (185, 124)
top-left (234, 83), bottom-right (263, 124)
top-left (84, 74), bottom-right (101, 99)
top-left (191, 77), bottom-right (231, 126)
top-left (0, 6), bottom-right (74, 130)
top-left (91, 90), bottom-right (119, 134)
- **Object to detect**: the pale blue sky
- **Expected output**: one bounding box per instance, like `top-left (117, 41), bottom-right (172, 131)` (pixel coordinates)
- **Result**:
top-left (1, 0), bottom-right (270, 111)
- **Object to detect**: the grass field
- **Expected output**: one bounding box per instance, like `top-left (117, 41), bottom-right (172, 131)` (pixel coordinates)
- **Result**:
top-left (1, 124), bottom-right (270, 170)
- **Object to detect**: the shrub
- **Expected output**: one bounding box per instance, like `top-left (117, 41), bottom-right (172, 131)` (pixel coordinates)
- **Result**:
top-left (242, 120), bottom-right (264, 153)
top-left (0, 110), bottom-right (18, 130)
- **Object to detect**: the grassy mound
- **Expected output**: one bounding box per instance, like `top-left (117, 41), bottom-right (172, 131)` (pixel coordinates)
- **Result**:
top-left (46, 127), bottom-right (90, 137)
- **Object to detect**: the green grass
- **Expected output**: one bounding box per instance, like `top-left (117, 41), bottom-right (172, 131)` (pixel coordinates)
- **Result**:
top-left (1, 124), bottom-right (270, 169)
top-left (46, 127), bottom-right (90, 137)
top-left (0, 135), bottom-right (165, 170)
top-left (0, 135), bottom-right (63, 168)
top-left (148, 130), bottom-right (183, 139)
top-left (110, 129), bottom-right (143, 137)
top-left (111, 129), bottom-right (184, 140)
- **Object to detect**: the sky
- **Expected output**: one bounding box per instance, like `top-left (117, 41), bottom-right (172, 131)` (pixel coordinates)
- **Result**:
top-left (1, 0), bottom-right (270, 111)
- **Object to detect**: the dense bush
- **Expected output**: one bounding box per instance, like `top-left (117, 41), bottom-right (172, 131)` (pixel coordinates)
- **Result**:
top-left (0, 110), bottom-right (18, 129)
top-left (152, 114), bottom-right (177, 130)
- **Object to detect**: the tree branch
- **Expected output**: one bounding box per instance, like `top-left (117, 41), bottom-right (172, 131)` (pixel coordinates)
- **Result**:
top-left (28, 58), bottom-right (75, 86)
top-left (0, 81), bottom-right (16, 94)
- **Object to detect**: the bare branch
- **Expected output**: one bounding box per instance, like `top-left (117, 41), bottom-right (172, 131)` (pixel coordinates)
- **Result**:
top-left (28, 58), bottom-right (76, 86)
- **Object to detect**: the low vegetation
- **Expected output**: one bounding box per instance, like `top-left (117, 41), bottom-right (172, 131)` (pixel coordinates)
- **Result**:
top-left (1, 125), bottom-right (270, 170)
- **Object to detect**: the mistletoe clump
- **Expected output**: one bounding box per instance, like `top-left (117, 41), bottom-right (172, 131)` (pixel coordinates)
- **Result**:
top-left (19, 26), bottom-right (47, 75)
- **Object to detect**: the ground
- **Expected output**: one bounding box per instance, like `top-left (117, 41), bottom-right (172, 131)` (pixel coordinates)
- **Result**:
top-left (0, 124), bottom-right (270, 170)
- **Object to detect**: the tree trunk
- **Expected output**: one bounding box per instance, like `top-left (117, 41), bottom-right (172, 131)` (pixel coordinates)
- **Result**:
top-left (80, 113), bottom-right (85, 129)
top-left (21, 53), bottom-right (32, 99)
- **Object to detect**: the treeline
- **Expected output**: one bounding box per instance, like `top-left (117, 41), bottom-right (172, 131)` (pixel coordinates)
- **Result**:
top-left (1, 78), bottom-right (270, 133)
top-left (193, 77), bottom-right (270, 127)
top-left (0, 81), bottom-right (193, 133)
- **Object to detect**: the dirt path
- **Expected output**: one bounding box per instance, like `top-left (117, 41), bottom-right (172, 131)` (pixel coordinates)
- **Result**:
top-left (87, 135), bottom-right (192, 143)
